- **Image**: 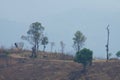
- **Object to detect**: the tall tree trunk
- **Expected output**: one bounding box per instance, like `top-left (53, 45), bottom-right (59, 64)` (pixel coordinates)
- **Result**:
top-left (106, 25), bottom-right (110, 61)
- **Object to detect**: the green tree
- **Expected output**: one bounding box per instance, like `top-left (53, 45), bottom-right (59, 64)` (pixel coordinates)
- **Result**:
top-left (41, 36), bottom-right (48, 52)
top-left (73, 31), bottom-right (86, 52)
top-left (116, 51), bottom-right (120, 58)
top-left (74, 48), bottom-right (93, 72)
top-left (22, 22), bottom-right (44, 57)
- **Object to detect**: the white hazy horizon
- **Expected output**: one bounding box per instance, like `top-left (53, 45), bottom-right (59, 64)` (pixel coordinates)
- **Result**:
top-left (0, 0), bottom-right (120, 58)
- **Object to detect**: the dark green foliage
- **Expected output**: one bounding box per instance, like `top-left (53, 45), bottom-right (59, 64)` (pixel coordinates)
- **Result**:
top-left (74, 48), bottom-right (93, 71)
top-left (116, 51), bottom-right (120, 58)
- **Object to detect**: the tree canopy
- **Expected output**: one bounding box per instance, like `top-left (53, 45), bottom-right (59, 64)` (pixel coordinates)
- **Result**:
top-left (21, 22), bottom-right (44, 57)
top-left (73, 30), bottom-right (86, 52)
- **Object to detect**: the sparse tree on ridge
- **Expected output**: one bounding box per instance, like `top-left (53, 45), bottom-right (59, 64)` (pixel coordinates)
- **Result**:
top-left (73, 30), bottom-right (86, 52)
top-left (21, 22), bottom-right (44, 57)
top-left (41, 36), bottom-right (48, 52)
top-left (50, 42), bottom-right (55, 52)
top-left (106, 25), bottom-right (110, 60)
top-left (60, 41), bottom-right (65, 54)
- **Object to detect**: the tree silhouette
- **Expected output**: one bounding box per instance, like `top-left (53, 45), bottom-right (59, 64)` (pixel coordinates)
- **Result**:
top-left (73, 30), bottom-right (86, 52)
top-left (41, 36), bottom-right (48, 52)
top-left (21, 22), bottom-right (44, 57)
top-left (50, 42), bottom-right (55, 52)
top-left (60, 41), bottom-right (65, 54)
top-left (106, 25), bottom-right (110, 60)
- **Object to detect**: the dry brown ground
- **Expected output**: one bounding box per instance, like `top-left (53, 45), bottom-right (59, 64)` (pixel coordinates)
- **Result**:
top-left (0, 53), bottom-right (120, 80)
top-left (0, 59), bottom-right (82, 80)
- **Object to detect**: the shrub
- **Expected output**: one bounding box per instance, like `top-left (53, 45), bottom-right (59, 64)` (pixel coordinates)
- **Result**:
top-left (116, 51), bottom-right (120, 58)
top-left (74, 48), bottom-right (93, 71)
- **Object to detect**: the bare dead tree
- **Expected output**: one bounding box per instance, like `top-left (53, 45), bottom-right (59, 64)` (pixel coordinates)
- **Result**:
top-left (60, 41), bottom-right (65, 54)
top-left (50, 42), bottom-right (55, 52)
top-left (106, 25), bottom-right (110, 61)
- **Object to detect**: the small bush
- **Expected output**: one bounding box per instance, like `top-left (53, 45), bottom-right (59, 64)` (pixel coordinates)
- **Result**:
top-left (74, 48), bottom-right (93, 71)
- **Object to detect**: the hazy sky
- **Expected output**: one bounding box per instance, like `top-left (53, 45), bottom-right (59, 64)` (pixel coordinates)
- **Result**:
top-left (0, 0), bottom-right (120, 58)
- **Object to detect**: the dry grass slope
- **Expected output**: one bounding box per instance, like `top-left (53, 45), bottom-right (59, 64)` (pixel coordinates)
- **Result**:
top-left (0, 51), bottom-right (120, 80)
top-left (0, 58), bottom-right (82, 80)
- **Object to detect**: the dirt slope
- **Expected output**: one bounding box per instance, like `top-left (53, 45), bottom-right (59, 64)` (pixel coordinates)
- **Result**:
top-left (0, 58), bottom-right (82, 80)
top-left (83, 61), bottom-right (120, 80)
top-left (1, 55), bottom-right (120, 80)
